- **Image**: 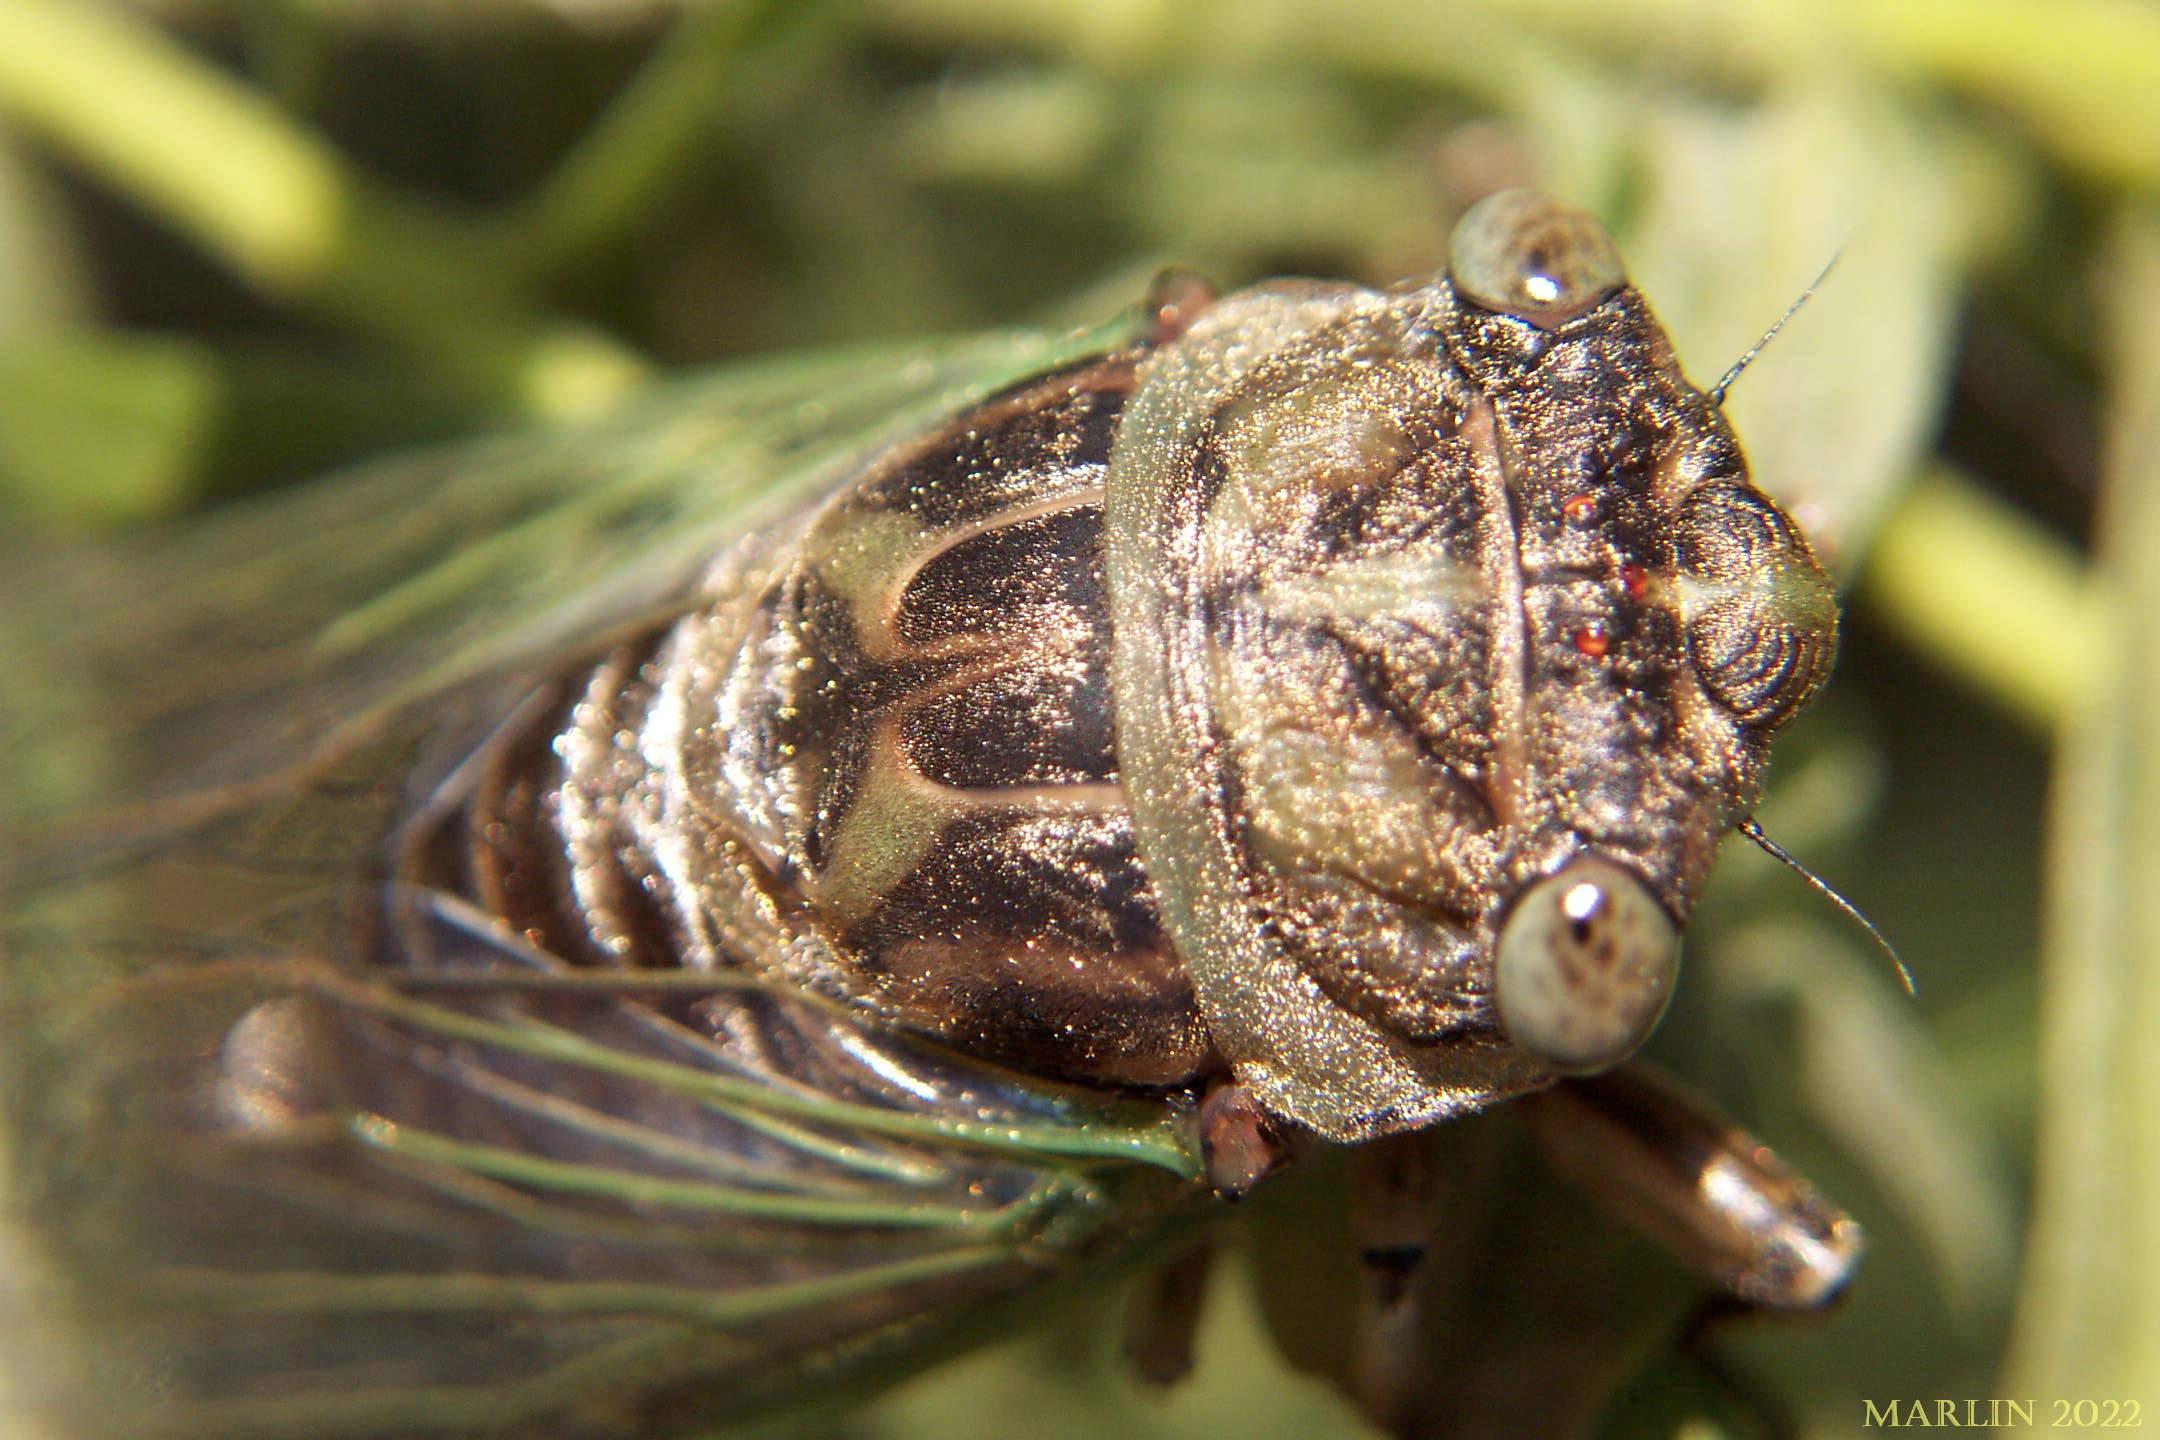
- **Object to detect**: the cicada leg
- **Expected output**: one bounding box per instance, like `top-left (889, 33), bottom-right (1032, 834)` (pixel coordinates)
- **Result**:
top-left (1513, 1063), bottom-right (1862, 1312)
top-left (1247, 1108), bottom-right (1657, 1440)
top-left (1344, 1129), bottom-right (1446, 1434)
top-left (1196, 1080), bottom-right (1302, 1198)
top-left (1122, 1239), bottom-right (1215, 1386)
top-left (1239, 1063), bottom-right (1858, 1439)
top-left (1120, 1080), bottom-right (1300, 1386)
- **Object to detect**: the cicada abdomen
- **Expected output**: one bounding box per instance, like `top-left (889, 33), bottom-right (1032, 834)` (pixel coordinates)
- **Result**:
top-left (0, 192), bottom-right (1854, 1440)
top-left (0, 327), bottom-right (1207, 1440)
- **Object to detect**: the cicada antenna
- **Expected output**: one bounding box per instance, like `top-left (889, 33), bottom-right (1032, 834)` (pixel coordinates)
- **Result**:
top-left (1707, 249), bottom-right (1844, 407)
top-left (1737, 818), bottom-right (1916, 996)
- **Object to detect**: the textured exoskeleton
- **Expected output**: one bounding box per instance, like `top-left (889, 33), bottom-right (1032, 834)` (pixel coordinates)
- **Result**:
top-left (0, 191), bottom-right (1853, 1440)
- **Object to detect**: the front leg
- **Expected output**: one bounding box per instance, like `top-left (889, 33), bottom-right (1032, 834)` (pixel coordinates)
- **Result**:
top-left (1515, 1064), bottom-right (1861, 1311)
top-left (1318, 1064), bottom-right (1858, 1437)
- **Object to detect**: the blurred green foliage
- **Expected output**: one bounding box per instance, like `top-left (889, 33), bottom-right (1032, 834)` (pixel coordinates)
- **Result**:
top-left (0, 0), bottom-right (2153, 1436)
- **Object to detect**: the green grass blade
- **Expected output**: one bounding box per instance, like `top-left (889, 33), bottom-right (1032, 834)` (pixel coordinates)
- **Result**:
top-left (2002, 207), bottom-right (2160, 1407)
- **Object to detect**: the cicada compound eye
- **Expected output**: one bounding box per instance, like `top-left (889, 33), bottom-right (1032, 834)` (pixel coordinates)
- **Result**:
top-left (1496, 855), bottom-right (1679, 1075)
top-left (1448, 189), bottom-right (1628, 329)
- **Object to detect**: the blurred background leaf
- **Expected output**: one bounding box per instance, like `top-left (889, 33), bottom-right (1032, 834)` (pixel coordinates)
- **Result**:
top-left (0, 0), bottom-right (2149, 1435)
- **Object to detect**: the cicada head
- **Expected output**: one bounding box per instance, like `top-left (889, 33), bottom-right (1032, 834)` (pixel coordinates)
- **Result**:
top-left (1106, 190), bottom-right (1838, 1140)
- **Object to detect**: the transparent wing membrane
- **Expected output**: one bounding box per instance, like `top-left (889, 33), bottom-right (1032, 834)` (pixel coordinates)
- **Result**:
top-left (0, 318), bottom-right (1207, 1440)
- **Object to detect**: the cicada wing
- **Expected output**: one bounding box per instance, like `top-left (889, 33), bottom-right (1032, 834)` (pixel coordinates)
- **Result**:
top-left (1, 324), bottom-right (1133, 849)
top-left (0, 318), bottom-right (1204, 1439)
top-left (25, 905), bottom-right (1198, 1440)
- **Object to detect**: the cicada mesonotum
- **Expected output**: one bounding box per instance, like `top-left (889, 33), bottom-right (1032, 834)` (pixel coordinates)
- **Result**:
top-left (0, 191), bottom-right (1857, 1439)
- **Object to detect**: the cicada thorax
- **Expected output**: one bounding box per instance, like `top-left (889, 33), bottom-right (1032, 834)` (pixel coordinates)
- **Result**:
top-left (458, 193), bottom-right (1839, 1146)
top-left (1106, 242), bottom-right (1838, 1140)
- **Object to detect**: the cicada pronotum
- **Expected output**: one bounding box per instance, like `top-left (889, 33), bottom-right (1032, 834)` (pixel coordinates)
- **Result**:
top-left (0, 191), bottom-right (1860, 1440)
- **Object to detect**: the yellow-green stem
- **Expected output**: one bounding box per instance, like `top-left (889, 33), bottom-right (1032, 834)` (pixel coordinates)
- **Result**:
top-left (494, 0), bottom-right (767, 281)
top-left (2002, 204), bottom-right (2160, 1412)
top-left (1858, 466), bottom-right (2110, 737)
top-left (0, 0), bottom-right (646, 417)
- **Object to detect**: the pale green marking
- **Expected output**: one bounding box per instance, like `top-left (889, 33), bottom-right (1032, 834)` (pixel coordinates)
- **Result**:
top-left (1203, 361), bottom-right (1423, 569)
top-left (349, 1115), bottom-right (996, 1230)
top-left (1254, 549), bottom-right (1479, 626)
top-left (688, 1091), bottom-right (951, 1187)
top-left (815, 755), bottom-right (959, 927)
top-left (312, 974), bottom-right (1203, 1177)
top-left (1671, 554), bottom-right (1838, 630)
top-left (1221, 383), bottom-right (1413, 503)
top-left (813, 507), bottom-right (932, 621)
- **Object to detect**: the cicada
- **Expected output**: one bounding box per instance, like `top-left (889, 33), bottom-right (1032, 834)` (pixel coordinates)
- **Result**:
top-left (0, 191), bottom-right (1858, 1439)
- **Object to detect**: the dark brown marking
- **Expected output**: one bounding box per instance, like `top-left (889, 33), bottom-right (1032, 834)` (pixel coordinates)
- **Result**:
top-left (901, 654), bottom-right (1115, 790)
top-left (895, 504), bottom-right (1106, 650)
top-left (837, 807), bottom-right (1201, 1084)
top-left (850, 359), bottom-right (1135, 533)
top-left (1359, 1245), bottom-right (1428, 1308)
